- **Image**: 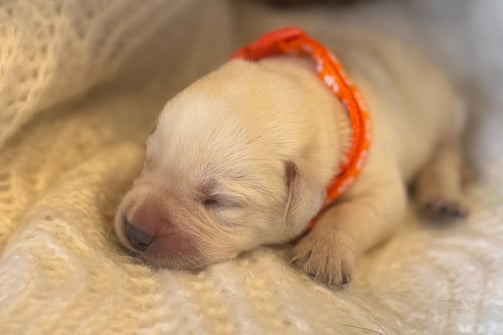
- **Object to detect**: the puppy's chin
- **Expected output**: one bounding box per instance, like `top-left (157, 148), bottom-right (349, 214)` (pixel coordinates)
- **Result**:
top-left (140, 247), bottom-right (235, 271)
top-left (133, 233), bottom-right (237, 270)
top-left (140, 254), bottom-right (210, 271)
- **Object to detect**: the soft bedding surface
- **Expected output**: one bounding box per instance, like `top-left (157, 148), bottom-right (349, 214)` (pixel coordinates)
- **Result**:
top-left (0, 0), bottom-right (502, 334)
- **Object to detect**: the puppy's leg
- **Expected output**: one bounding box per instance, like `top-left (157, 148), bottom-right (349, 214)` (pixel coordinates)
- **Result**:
top-left (414, 140), bottom-right (469, 219)
top-left (415, 101), bottom-right (468, 219)
top-left (292, 168), bottom-right (406, 286)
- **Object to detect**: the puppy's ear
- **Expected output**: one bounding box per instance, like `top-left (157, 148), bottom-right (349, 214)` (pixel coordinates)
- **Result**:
top-left (284, 161), bottom-right (326, 227)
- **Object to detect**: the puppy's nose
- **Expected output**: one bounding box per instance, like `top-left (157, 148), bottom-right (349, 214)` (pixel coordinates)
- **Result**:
top-left (125, 221), bottom-right (154, 251)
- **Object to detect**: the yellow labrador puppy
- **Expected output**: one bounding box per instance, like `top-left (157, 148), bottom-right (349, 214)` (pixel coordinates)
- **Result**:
top-left (115, 27), bottom-right (467, 285)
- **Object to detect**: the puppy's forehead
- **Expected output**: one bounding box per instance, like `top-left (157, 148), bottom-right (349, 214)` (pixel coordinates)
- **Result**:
top-left (153, 99), bottom-right (245, 157)
top-left (143, 60), bottom-right (292, 193)
top-left (145, 101), bottom-right (255, 187)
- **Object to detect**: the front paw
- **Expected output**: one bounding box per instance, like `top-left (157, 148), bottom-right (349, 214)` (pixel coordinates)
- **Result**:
top-left (291, 228), bottom-right (356, 286)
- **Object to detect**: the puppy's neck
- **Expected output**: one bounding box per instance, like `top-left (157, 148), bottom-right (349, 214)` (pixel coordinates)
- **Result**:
top-left (259, 56), bottom-right (352, 183)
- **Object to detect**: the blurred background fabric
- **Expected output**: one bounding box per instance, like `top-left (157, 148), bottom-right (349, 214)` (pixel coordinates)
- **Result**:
top-left (0, 0), bottom-right (502, 334)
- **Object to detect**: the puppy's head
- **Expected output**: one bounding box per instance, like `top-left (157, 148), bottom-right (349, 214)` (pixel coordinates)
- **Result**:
top-left (114, 59), bottom-right (326, 269)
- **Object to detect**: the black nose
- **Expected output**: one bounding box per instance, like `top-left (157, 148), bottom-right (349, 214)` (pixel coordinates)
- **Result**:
top-left (125, 221), bottom-right (154, 251)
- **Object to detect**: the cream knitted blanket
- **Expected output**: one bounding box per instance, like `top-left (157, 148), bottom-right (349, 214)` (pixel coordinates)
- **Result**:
top-left (1, 0), bottom-right (502, 334)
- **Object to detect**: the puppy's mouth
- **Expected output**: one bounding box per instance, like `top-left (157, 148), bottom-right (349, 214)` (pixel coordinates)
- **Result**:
top-left (122, 226), bottom-right (215, 269)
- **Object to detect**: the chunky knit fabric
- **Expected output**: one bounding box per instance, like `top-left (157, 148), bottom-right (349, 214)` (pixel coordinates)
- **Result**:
top-left (1, 0), bottom-right (502, 334)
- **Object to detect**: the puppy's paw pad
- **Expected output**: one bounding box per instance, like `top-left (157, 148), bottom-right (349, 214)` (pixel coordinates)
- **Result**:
top-left (420, 195), bottom-right (469, 219)
top-left (291, 230), bottom-right (355, 286)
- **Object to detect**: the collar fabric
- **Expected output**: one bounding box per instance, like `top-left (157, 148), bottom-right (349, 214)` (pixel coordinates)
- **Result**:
top-left (230, 27), bottom-right (371, 229)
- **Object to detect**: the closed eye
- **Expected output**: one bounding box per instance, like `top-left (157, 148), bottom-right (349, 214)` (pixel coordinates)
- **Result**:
top-left (204, 194), bottom-right (244, 209)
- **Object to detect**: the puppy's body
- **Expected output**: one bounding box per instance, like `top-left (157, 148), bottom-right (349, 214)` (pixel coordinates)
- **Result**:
top-left (115, 28), bottom-right (467, 285)
top-left (286, 30), bottom-right (467, 283)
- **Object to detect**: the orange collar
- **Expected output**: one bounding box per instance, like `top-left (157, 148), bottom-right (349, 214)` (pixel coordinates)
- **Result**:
top-left (230, 27), bottom-right (371, 228)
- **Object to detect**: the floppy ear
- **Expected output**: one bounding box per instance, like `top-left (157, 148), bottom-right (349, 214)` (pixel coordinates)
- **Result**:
top-left (284, 161), bottom-right (326, 227)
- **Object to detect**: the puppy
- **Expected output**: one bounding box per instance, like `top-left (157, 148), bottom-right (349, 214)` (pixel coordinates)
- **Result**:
top-left (114, 27), bottom-right (468, 285)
